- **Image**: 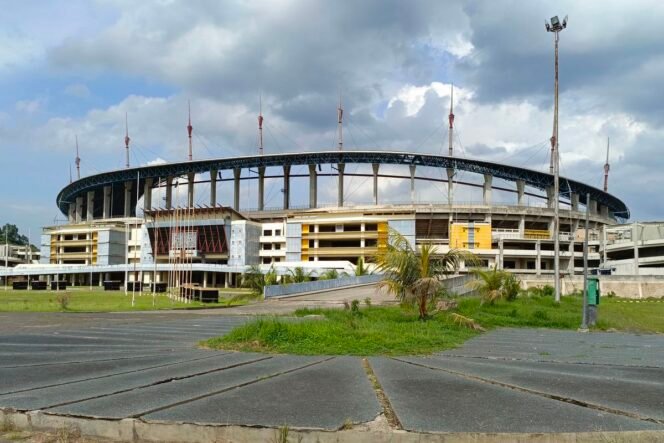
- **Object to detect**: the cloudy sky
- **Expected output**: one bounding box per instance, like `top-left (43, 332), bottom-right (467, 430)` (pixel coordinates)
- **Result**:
top-left (1, 0), bottom-right (663, 238)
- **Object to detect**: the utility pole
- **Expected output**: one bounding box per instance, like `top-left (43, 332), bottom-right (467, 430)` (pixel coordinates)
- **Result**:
top-left (580, 192), bottom-right (590, 331)
top-left (546, 14), bottom-right (567, 303)
top-left (125, 113), bottom-right (131, 169)
top-left (187, 101), bottom-right (193, 161)
top-left (4, 228), bottom-right (7, 291)
top-left (337, 92), bottom-right (343, 151)
top-left (603, 137), bottom-right (610, 192)
top-left (448, 83), bottom-right (454, 157)
top-left (258, 95), bottom-right (264, 156)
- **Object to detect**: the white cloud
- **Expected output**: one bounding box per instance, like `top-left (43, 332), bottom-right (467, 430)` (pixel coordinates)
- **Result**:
top-left (64, 83), bottom-right (91, 99)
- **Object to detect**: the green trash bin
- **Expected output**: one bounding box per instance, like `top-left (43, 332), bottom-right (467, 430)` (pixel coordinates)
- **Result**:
top-left (586, 276), bottom-right (600, 326)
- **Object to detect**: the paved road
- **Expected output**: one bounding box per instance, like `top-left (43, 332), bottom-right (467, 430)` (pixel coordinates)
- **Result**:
top-left (0, 311), bottom-right (663, 434)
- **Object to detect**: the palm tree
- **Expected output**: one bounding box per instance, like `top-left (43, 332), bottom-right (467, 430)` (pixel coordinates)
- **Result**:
top-left (375, 229), bottom-right (473, 320)
top-left (353, 257), bottom-right (372, 276)
top-left (469, 266), bottom-right (521, 305)
top-left (282, 266), bottom-right (312, 284)
top-left (318, 269), bottom-right (340, 280)
top-left (241, 264), bottom-right (278, 296)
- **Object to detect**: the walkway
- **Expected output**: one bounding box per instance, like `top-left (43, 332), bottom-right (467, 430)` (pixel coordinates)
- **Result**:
top-left (0, 311), bottom-right (663, 440)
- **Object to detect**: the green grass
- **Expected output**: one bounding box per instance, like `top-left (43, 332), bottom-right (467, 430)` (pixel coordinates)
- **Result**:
top-left (204, 306), bottom-right (480, 356)
top-left (0, 287), bottom-right (251, 312)
top-left (204, 294), bottom-right (664, 356)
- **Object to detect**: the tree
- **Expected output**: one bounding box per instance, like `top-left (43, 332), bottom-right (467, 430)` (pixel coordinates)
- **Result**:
top-left (282, 266), bottom-right (312, 284)
top-left (318, 269), bottom-right (340, 280)
top-left (352, 257), bottom-right (372, 276)
top-left (0, 224), bottom-right (32, 248)
top-left (469, 266), bottom-right (521, 305)
top-left (375, 229), bottom-right (474, 320)
top-left (241, 264), bottom-right (278, 296)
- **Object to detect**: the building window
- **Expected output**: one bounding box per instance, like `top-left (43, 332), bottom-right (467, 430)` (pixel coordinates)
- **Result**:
top-left (263, 230), bottom-right (272, 236)
top-left (275, 229), bottom-right (281, 236)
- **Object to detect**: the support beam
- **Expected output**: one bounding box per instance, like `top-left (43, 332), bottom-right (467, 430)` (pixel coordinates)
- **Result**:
top-left (518, 216), bottom-right (525, 237)
top-left (372, 163), bottom-right (379, 205)
top-left (600, 205), bottom-right (609, 218)
top-left (483, 174), bottom-right (493, 205)
top-left (76, 196), bottom-right (84, 223)
top-left (283, 164), bottom-right (291, 210)
top-left (498, 239), bottom-right (504, 270)
top-left (103, 186), bottom-right (111, 219)
top-left (233, 168), bottom-right (241, 211)
top-left (258, 166), bottom-right (266, 210)
top-left (68, 203), bottom-right (76, 223)
top-left (337, 163), bottom-right (345, 207)
top-left (571, 192), bottom-right (579, 211)
top-left (633, 223), bottom-right (640, 276)
top-left (536, 240), bottom-right (542, 276)
top-left (124, 181), bottom-right (133, 217)
top-left (187, 172), bottom-right (195, 208)
top-left (143, 178), bottom-right (153, 212)
top-left (210, 169), bottom-right (218, 207)
top-left (446, 168), bottom-right (454, 204)
top-left (589, 199), bottom-right (598, 214)
top-left (86, 191), bottom-right (94, 222)
top-left (308, 164), bottom-right (317, 209)
top-left (409, 164), bottom-right (416, 203)
top-left (546, 186), bottom-right (555, 209)
top-left (516, 180), bottom-right (525, 205)
top-left (165, 176), bottom-right (173, 209)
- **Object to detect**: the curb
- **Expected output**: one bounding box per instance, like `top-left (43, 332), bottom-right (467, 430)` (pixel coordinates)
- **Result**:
top-left (2, 409), bottom-right (663, 443)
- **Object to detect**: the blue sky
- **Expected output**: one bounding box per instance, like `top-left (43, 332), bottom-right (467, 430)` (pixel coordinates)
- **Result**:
top-left (2, 0), bottom-right (664, 241)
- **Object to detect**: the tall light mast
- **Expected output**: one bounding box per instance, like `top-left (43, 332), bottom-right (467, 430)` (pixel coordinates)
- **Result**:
top-left (546, 14), bottom-right (568, 304)
top-left (603, 137), bottom-right (610, 192)
top-left (337, 92), bottom-right (344, 151)
top-left (448, 84), bottom-right (455, 157)
top-left (75, 135), bottom-right (81, 180)
top-left (187, 101), bottom-right (193, 161)
top-left (258, 95), bottom-right (264, 155)
top-left (124, 113), bottom-right (131, 169)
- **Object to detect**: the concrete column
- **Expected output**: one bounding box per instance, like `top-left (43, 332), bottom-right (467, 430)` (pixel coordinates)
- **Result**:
top-left (283, 165), bottom-right (291, 210)
top-left (483, 174), bottom-right (493, 205)
top-left (536, 240), bottom-right (541, 276)
top-left (187, 172), bottom-right (195, 208)
top-left (498, 238), bottom-right (504, 270)
top-left (233, 168), bottom-right (241, 211)
top-left (143, 178), bottom-right (153, 212)
top-left (447, 168), bottom-right (454, 204)
top-left (409, 164), bottom-right (416, 203)
top-left (589, 199), bottom-right (598, 214)
top-left (633, 223), bottom-right (640, 276)
top-left (519, 216), bottom-right (525, 238)
top-left (165, 176), bottom-right (173, 209)
top-left (203, 271), bottom-right (208, 288)
top-left (68, 203), bottom-right (76, 223)
top-left (76, 196), bottom-right (84, 223)
top-left (212, 272), bottom-right (217, 288)
top-left (600, 205), bottom-right (609, 218)
top-left (308, 164), bottom-right (317, 209)
top-left (123, 181), bottom-right (133, 217)
top-left (602, 226), bottom-right (608, 264)
top-left (546, 186), bottom-right (555, 209)
top-left (86, 191), bottom-right (94, 221)
top-left (258, 167), bottom-right (265, 210)
top-left (516, 180), bottom-right (525, 206)
top-left (569, 219), bottom-right (579, 273)
top-left (210, 169), bottom-right (218, 207)
top-left (337, 163), bottom-right (345, 207)
top-left (103, 186), bottom-right (112, 219)
top-left (372, 163), bottom-right (379, 205)
top-left (571, 193), bottom-right (579, 211)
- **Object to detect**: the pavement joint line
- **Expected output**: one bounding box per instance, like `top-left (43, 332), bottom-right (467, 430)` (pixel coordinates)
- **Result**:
top-left (0, 351), bottom-right (231, 397)
top-left (0, 351), bottom-right (185, 370)
top-left (134, 355), bottom-right (336, 419)
top-left (391, 357), bottom-right (664, 426)
top-left (439, 352), bottom-right (664, 370)
top-left (361, 358), bottom-right (402, 431)
top-left (40, 354), bottom-right (275, 413)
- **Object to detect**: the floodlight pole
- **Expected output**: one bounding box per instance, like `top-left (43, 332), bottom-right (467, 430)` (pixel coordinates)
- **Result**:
top-left (581, 192), bottom-right (590, 330)
top-left (546, 16), bottom-right (566, 304)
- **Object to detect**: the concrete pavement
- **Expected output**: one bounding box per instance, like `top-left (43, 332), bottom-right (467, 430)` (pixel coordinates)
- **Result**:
top-left (0, 308), bottom-right (663, 441)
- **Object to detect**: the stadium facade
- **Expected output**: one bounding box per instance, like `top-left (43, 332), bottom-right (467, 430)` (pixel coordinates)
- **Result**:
top-left (0, 149), bottom-right (640, 288)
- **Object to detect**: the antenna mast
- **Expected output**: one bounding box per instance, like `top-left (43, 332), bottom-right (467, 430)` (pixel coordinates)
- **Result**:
top-left (75, 135), bottom-right (81, 180)
top-left (603, 137), bottom-right (610, 192)
top-left (187, 101), bottom-right (193, 161)
top-left (258, 95), bottom-right (264, 155)
top-left (337, 92), bottom-right (343, 150)
top-left (448, 84), bottom-right (455, 157)
top-left (69, 164), bottom-right (72, 184)
top-left (124, 113), bottom-right (130, 168)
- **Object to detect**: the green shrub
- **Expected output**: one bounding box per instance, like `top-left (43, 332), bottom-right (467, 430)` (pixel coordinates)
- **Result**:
top-left (532, 309), bottom-right (549, 320)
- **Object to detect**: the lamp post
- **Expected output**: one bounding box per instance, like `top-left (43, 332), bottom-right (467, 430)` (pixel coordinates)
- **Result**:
top-left (545, 14), bottom-right (567, 304)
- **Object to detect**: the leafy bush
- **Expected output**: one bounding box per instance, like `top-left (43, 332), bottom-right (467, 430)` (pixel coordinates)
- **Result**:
top-left (364, 297), bottom-right (372, 306)
top-left (55, 293), bottom-right (71, 310)
top-left (470, 267), bottom-right (522, 305)
top-left (350, 299), bottom-right (360, 315)
top-left (532, 309), bottom-right (549, 320)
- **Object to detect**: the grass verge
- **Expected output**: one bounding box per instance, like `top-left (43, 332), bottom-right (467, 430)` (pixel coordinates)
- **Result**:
top-left (0, 288), bottom-right (251, 312)
top-left (204, 294), bottom-right (664, 356)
